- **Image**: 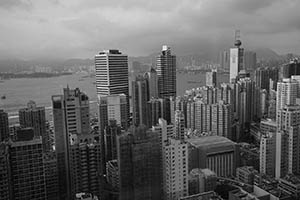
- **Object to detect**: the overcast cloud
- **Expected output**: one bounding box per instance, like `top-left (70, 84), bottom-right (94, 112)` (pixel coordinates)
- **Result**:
top-left (0, 0), bottom-right (299, 59)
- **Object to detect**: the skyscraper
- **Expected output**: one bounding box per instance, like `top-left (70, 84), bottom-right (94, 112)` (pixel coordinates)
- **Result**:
top-left (174, 110), bottom-right (185, 140)
top-left (95, 49), bottom-right (129, 125)
top-left (229, 33), bottom-right (244, 83)
top-left (18, 101), bottom-right (48, 150)
top-left (156, 45), bottom-right (176, 99)
top-left (147, 98), bottom-right (162, 127)
top-left (144, 67), bottom-right (159, 99)
top-left (0, 109), bottom-right (9, 141)
top-left (132, 75), bottom-right (148, 126)
top-left (260, 132), bottom-right (276, 177)
top-left (164, 138), bottom-right (188, 200)
top-left (52, 87), bottom-right (90, 199)
top-left (117, 125), bottom-right (162, 200)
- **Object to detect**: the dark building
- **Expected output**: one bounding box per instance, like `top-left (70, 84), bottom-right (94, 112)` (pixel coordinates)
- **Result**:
top-left (255, 67), bottom-right (279, 92)
top-left (132, 75), bottom-right (148, 126)
top-left (281, 59), bottom-right (300, 79)
top-left (18, 101), bottom-right (49, 150)
top-left (147, 98), bottom-right (162, 127)
top-left (43, 151), bottom-right (59, 200)
top-left (157, 45), bottom-right (176, 99)
top-left (104, 120), bottom-right (121, 165)
top-left (0, 109), bottom-right (9, 141)
top-left (117, 125), bottom-right (162, 200)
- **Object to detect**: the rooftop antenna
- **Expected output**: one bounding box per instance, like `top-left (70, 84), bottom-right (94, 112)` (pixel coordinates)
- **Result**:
top-left (234, 30), bottom-right (242, 47)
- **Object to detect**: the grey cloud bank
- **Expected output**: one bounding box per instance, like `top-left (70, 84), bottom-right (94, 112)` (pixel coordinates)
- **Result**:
top-left (0, 0), bottom-right (299, 59)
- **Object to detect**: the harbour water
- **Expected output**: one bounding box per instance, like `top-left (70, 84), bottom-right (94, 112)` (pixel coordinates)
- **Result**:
top-left (0, 72), bottom-right (228, 121)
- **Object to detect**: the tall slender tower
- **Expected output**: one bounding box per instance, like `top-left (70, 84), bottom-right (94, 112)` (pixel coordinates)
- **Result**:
top-left (52, 87), bottom-right (90, 199)
top-left (132, 75), bottom-right (148, 126)
top-left (144, 67), bottom-right (159, 99)
top-left (156, 45), bottom-right (176, 99)
top-left (0, 110), bottom-right (9, 141)
top-left (229, 30), bottom-right (244, 83)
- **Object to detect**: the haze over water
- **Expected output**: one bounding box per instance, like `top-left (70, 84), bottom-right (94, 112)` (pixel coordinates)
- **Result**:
top-left (0, 72), bottom-right (228, 118)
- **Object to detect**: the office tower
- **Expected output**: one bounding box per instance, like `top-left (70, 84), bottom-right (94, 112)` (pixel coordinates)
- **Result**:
top-left (98, 94), bottom-right (128, 132)
top-left (281, 58), bottom-right (300, 79)
top-left (144, 67), bottom-right (159, 99)
top-left (188, 168), bottom-right (217, 195)
top-left (159, 97), bottom-right (173, 124)
top-left (175, 110), bottom-right (185, 140)
top-left (104, 120), bottom-right (121, 163)
top-left (220, 50), bottom-right (230, 70)
top-left (10, 137), bottom-right (46, 199)
top-left (187, 136), bottom-right (238, 177)
top-left (0, 142), bottom-right (9, 200)
top-left (156, 45), bottom-right (176, 98)
top-left (117, 125), bottom-right (162, 200)
top-left (276, 130), bottom-right (289, 178)
top-left (260, 132), bottom-right (276, 177)
top-left (69, 139), bottom-right (101, 197)
top-left (18, 101), bottom-right (49, 150)
top-left (229, 33), bottom-right (244, 83)
top-left (255, 67), bottom-right (279, 92)
top-left (0, 109), bottom-right (9, 141)
top-left (276, 79), bottom-right (298, 121)
top-left (164, 138), bottom-right (188, 200)
top-left (244, 51), bottom-right (257, 71)
top-left (95, 49), bottom-right (129, 128)
top-left (43, 151), bottom-right (59, 200)
top-left (132, 75), bottom-right (148, 126)
top-left (95, 49), bottom-right (129, 98)
top-left (52, 87), bottom-right (90, 199)
top-left (147, 98), bottom-right (162, 127)
top-left (206, 69), bottom-right (217, 87)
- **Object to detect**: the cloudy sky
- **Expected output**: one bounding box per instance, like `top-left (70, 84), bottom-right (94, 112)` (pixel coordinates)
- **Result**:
top-left (0, 0), bottom-right (299, 59)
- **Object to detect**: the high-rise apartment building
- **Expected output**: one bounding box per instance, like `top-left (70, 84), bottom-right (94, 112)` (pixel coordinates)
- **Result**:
top-left (0, 109), bottom-right (9, 141)
top-left (69, 139), bottom-right (102, 197)
top-left (117, 125), bottom-right (162, 200)
top-left (276, 78), bottom-right (298, 121)
top-left (156, 45), bottom-right (176, 98)
top-left (43, 151), bottom-right (59, 200)
top-left (175, 110), bottom-right (185, 140)
top-left (52, 87), bottom-right (90, 199)
top-left (229, 38), bottom-right (244, 83)
top-left (164, 138), bottom-right (189, 200)
top-left (132, 75), bottom-right (148, 126)
top-left (260, 132), bottom-right (276, 177)
top-left (18, 101), bottom-right (48, 150)
top-left (255, 67), bottom-right (279, 92)
top-left (0, 142), bottom-right (10, 200)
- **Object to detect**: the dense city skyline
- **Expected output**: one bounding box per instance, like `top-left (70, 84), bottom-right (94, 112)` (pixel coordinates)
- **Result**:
top-left (0, 0), bottom-right (300, 59)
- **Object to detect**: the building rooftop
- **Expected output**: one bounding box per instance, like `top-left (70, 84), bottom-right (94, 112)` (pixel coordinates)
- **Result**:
top-left (280, 174), bottom-right (300, 185)
top-left (186, 136), bottom-right (235, 149)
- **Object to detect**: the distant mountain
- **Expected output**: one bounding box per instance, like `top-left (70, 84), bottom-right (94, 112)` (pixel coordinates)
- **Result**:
top-left (253, 48), bottom-right (282, 61)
